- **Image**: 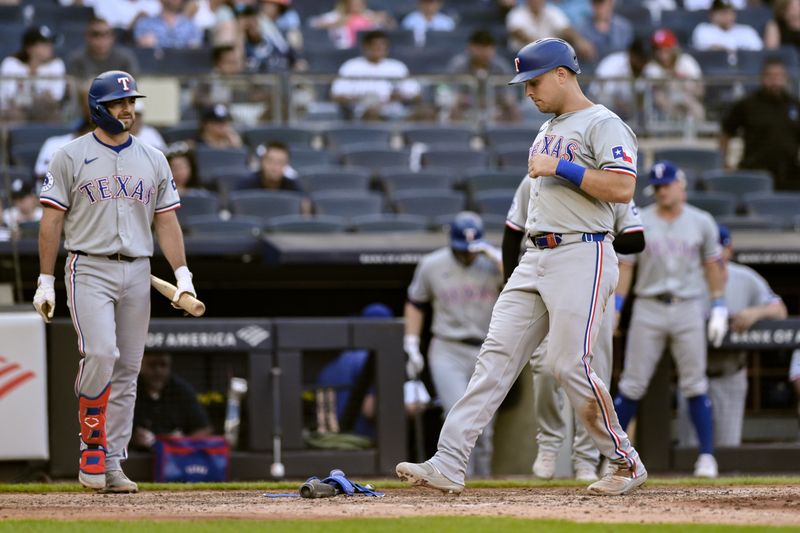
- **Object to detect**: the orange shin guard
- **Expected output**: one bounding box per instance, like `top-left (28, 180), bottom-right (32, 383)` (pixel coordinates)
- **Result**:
top-left (78, 383), bottom-right (111, 449)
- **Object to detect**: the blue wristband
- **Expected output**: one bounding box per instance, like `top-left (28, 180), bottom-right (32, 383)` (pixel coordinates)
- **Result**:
top-left (711, 298), bottom-right (725, 308)
top-left (555, 159), bottom-right (586, 187)
top-left (614, 294), bottom-right (625, 312)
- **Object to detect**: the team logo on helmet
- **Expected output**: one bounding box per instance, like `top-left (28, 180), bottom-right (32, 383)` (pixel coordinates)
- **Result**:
top-left (514, 57), bottom-right (520, 73)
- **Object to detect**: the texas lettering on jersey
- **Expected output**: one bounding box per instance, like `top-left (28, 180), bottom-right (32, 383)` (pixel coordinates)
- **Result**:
top-left (529, 134), bottom-right (580, 161)
top-left (79, 175), bottom-right (155, 206)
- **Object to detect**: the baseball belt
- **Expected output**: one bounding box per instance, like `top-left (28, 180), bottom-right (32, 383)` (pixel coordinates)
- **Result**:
top-left (71, 250), bottom-right (139, 262)
top-left (529, 232), bottom-right (606, 249)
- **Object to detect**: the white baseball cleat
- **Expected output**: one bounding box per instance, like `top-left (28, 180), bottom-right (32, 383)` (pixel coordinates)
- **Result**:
top-left (78, 471), bottom-right (106, 490)
top-left (574, 465), bottom-right (599, 482)
top-left (532, 450), bottom-right (557, 480)
top-left (396, 461), bottom-right (464, 495)
top-left (693, 453), bottom-right (718, 478)
top-left (587, 459), bottom-right (647, 496)
top-left (99, 470), bottom-right (139, 493)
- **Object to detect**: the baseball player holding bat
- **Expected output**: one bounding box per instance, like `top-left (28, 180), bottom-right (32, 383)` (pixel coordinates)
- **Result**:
top-left (397, 38), bottom-right (647, 496)
top-left (504, 176), bottom-right (645, 481)
top-left (33, 70), bottom-right (196, 492)
top-left (613, 161), bottom-right (727, 478)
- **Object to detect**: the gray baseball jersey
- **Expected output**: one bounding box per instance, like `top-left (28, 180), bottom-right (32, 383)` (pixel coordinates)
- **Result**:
top-left (427, 106), bottom-right (644, 486)
top-left (40, 132), bottom-right (180, 257)
top-left (407, 247), bottom-right (501, 341)
top-left (40, 131), bottom-right (180, 473)
top-left (525, 104), bottom-right (638, 236)
top-left (623, 204), bottom-right (721, 298)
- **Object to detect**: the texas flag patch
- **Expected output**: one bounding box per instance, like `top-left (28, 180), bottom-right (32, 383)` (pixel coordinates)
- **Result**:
top-left (612, 145), bottom-right (633, 163)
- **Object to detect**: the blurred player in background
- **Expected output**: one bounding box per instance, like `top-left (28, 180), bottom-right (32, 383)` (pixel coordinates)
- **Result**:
top-left (403, 212), bottom-right (503, 476)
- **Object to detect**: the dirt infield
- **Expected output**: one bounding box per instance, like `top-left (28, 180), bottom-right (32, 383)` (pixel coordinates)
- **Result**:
top-left (2, 485), bottom-right (799, 526)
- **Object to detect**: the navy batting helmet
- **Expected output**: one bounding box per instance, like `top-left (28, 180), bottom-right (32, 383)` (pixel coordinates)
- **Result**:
top-left (88, 70), bottom-right (145, 134)
top-left (450, 211), bottom-right (485, 252)
top-left (508, 38), bottom-right (581, 85)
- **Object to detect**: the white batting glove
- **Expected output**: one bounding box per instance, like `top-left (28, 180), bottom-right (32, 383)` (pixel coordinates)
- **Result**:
top-left (707, 301), bottom-right (729, 348)
top-left (33, 274), bottom-right (55, 323)
top-left (403, 334), bottom-right (425, 379)
top-left (172, 266), bottom-right (196, 309)
top-left (467, 240), bottom-right (502, 264)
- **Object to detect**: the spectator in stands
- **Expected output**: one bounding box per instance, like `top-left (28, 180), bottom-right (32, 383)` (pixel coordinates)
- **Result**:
top-left (590, 38), bottom-right (649, 122)
top-left (236, 4), bottom-right (299, 73)
top-left (505, 0), bottom-right (593, 59)
top-left (236, 140), bottom-right (311, 213)
top-left (134, 0), bottom-right (203, 48)
top-left (445, 30), bottom-right (520, 123)
top-left (330, 30), bottom-right (423, 121)
top-left (131, 99), bottom-right (167, 150)
top-left (644, 28), bottom-right (705, 123)
top-left (0, 26), bottom-right (66, 122)
top-left (132, 352), bottom-right (213, 450)
top-left (691, 0), bottom-right (763, 52)
top-left (2, 179), bottom-right (43, 235)
top-left (720, 57), bottom-right (800, 191)
top-left (310, 0), bottom-right (395, 50)
top-left (191, 44), bottom-right (262, 114)
top-left (63, 0), bottom-right (163, 31)
top-left (166, 142), bottom-right (202, 193)
top-left (197, 103), bottom-right (244, 148)
top-left (401, 0), bottom-right (456, 47)
top-left (67, 17), bottom-right (140, 80)
top-left (764, 0), bottom-right (800, 51)
top-left (259, 0), bottom-right (304, 52)
top-left (683, 0), bottom-right (747, 8)
top-left (576, 0), bottom-right (633, 61)
top-left (677, 225), bottom-right (787, 448)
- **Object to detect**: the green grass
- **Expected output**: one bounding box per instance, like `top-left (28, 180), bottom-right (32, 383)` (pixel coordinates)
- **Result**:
top-left (1, 475), bottom-right (798, 493)
top-left (1, 518), bottom-right (799, 533)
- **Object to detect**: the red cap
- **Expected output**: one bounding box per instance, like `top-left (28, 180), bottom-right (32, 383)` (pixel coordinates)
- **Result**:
top-left (651, 28), bottom-right (678, 49)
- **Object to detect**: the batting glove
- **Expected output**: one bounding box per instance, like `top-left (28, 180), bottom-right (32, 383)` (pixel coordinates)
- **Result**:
top-left (172, 266), bottom-right (196, 309)
top-left (467, 240), bottom-right (502, 264)
top-left (403, 334), bottom-right (425, 379)
top-left (707, 300), bottom-right (729, 348)
top-left (33, 274), bottom-right (55, 323)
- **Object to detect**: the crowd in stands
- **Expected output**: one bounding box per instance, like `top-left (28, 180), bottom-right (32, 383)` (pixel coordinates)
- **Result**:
top-left (2, 0), bottom-right (800, 240)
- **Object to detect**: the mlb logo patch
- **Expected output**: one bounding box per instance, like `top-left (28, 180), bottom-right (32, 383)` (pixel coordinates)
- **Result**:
top-left (612, 146), bottom-right (632, 164)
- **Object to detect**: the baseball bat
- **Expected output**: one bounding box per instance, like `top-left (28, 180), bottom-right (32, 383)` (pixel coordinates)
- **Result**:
top-left (149, 275), bottom-right (206, 317)
top-left (270, 352), bottom-right (285, 479)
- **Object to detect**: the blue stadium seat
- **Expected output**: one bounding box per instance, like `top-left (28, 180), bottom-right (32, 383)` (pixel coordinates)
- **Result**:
top-left (393, 46), bottom-right (456, 74)
top-left (323, 126), bottom-right (393, 150)
top-left (661, 9), bottom-right (707, 47)
top-left (652, 147), bottom-right (722, 175)
top-left (243, 126), bottom-right (315, 150)
top-left (160, 122), bottom-right (198, 144)
top-left (743, 192), bottom-right (800, 228)
top-left (299, 166), bottom-right (371, 193)
top-left (184, 215), bottom-right (263, 237)
top-left (420, 149), bottom-right (488, 172)
top-left (379, 167), bottom-right (456, 194)
top-left (266, 214), bottom-right (347, 233)
top-left (350, 213), bottom-right (429, 233)
top-left (8, 123), bottom-right (72, 152)
top-left (31, 5), bottom-right (93, 26)
top-left (306, 48), bottom-right (359, 73)
top-left (291, 148), bottom-right (334, 171)
top-left (690, 49), bottom-right (737, 75)
top-left (342, 148), bottom-right (411, 172)
top-left (9, 143), bottom-right (42, 170)
top-left (483, 125), bottom-right (543, 149)
top-left (474, 189), bottom-right (514, 217)
top-left (229, 190), bottom-right (304, 219)
top-left (493, 144), bottom-right (531, 171)
top-left (714, 214), bottom-right (783, 232)
top-left (464, 169), bottom-right (525, 194)
top-left (393, 189), bottom-right (466, 221)
top-left (194, 147), bottom-right (249, 183)
top-left (136, 47), bottom-right (214, 75)
top-left (700, 170), bottom-right (773, 201)
top-left (176, 190), bottom-right (220, 226)
top-left (312, 191), bottom-right (384, 220)
top-left (686, 191), bottom-right (737, 217)
top-left (402, 125), bottom-right (475, 149)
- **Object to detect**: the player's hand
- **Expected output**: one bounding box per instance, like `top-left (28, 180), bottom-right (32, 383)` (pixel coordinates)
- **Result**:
top-left (731, 308), bottom-right (760, 333)
top-left (707, 303), bottom-right (729, 348)
top-left (403, 334), bottom-right (425, 379)
top-left (172, 266), bottom-right (196, 310)
top-left (33, 274), bottom-right (56, 323)
top-left (528, 153), bottom-right (559, 179)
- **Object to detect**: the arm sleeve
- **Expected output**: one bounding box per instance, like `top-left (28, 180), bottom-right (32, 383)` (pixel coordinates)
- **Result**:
top-left (589, 117), bottom-right (638, 178)
top-left (39, 148), bottom-right (72, 211)
top-left (613, 232), bottom-right (645, 254)
top-left (502, 225), bottom-right (525, 282)
top-left (154, 152), bottom-right (181, 213)
top-left (407, 257), bottom-right (432, 305)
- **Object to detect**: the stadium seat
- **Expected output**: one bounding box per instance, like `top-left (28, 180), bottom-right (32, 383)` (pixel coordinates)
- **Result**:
top-left (305, 48), bottom-right (359, 73)
top-left (379, 167), bottom-right (456, 194)
top-left (686, 191), bottom-right (737, 217)
top-left (743, 192), bottom-right (800, 228)
top-left (9, 143), bottom-right (42, 170)
top-left (312, 191), bottom-right (384, 220)
top-left (494, 144), bottom-right (532, 170)
top-left (342, 148), bottom-right (411, 172)
top-left (738, 47), bottom-right (800, 76)
top-left (393, 189), bottom-right (466, 221)
top-left (323, 126), bottom-right (393, 150)
top-left (0, 167), bottom-right (34, 190)
top-left (175, 190), bottom-right (220, 224)
top-left (690, 50), bottom-right (737, 76)
top-left (420, 149), bottom-right (489, 172)
top-left (483, 125), bottom-right (544, 149)
top-left (474, 189), bottom-right (514, 217)
top-left (208, 167), bottom-right (254, 194)
top-left (464, 169), bottom-right (525, 194)
top-left (243, 126), bottom-right (315, 150)
top-left (350, 213), bottom-right (429, 233)
top-left (160, 122), bottom-right (198, 144)
top-left (291, 148), bottom-right (334, 171)
top-left (660, 9), bottom-right (707, 46)
top-left (299, 166), bottom-right (371, 193)
top-left (8, 123), bottom-right (72, 152)
top-left (0, 6), bottom-right (23, 23)
top-left (194, 147), bottom-right (249, 182)
top-left (700, 170), bottom-right (773, 200)
top-left (402, 125), bottom-right (475, 149)
top-left (393, 46), bottom-right (454, 74)
top-left (480, 213), bottom-right (509, 231)
top-left (266, 214), bottom-right (347, 233)
top-left (715, 215), bottom-right (783, 232)
top-left (18, 220), bottom-right (40, 239)
top-left (31, 4), bottom-right (93, 25)
top-left (652, 147), bottom-right (722, 175)
top-left (229, 190), bottom-right (304, 219)
top-left (183, 215), bottom-right (263, 237)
